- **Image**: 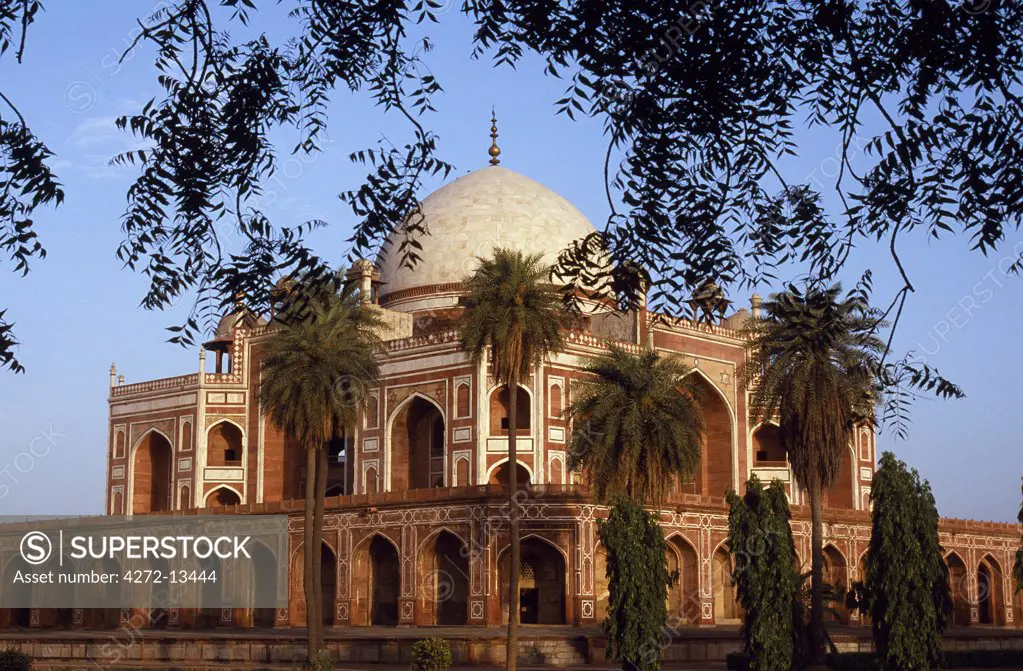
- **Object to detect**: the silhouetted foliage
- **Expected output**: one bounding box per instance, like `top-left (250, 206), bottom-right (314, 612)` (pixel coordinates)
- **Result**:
top-left (863, 452), bottom-right (951, 671)
top-left (5, 0), bottom-right (1023, 393)
top-left (0, 0), bottom-right (63, 373)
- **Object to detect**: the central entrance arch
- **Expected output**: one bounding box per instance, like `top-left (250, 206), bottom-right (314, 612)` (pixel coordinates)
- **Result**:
top-left (499, 536), bottom-right (566, 625)
top-left (686, 373), bottom-right (734, 497)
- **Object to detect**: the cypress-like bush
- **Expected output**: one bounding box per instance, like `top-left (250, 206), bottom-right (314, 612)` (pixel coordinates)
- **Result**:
top-left (865, 452), bottom-right (951, 671)
top-left (727, 476), bottom-right (802, 671)
top-left (599, 498), bottom-right (674, 671)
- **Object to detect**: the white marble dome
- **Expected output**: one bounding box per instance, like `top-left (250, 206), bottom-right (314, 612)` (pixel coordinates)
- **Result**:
top-left (375, 166), bottom-right (596, 308)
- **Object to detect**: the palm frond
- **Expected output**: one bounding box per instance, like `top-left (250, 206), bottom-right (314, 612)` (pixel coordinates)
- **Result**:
top-left (567, 345), bottom-right (704, 505)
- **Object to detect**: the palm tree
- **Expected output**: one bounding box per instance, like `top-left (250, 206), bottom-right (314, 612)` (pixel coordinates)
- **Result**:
top-left (743, 283), bottom-right (880, 668)
top-left (565, 345), bottom-right (705, 505)
top-left (459, 249), bottom-right (566, 671)
top-left (259, 278), bottom-right (381, 662)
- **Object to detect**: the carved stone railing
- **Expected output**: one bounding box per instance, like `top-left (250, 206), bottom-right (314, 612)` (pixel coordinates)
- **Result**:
top-left (386, 329), bottom-right (460, 352)
top-left (564, 330), bottom-right (643, 352)
top-left (110, 373), bottom-right (199, 398)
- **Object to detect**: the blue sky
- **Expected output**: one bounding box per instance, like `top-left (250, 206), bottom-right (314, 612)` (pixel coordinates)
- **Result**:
top-left (0, 3), bottom-right (1020, 522)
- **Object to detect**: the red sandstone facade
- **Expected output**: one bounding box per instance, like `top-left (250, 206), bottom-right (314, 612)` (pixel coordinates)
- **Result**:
top-left (2, 166), bottom-right (1019, 633)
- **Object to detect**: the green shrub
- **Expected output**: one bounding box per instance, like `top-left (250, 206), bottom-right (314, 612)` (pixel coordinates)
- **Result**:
top-left (0, 650), bottom-right (31, 671)
top-left (600, 498), bottom-right (675, 671)
top-left (727, 476), bottom-right (802, 671)
top-left (865, 453), bottom-right (950, 671)
top-left (410, 638), bottom-right (452, 671)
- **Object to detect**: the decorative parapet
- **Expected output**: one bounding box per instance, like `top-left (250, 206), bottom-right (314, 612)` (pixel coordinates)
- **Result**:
top-left (650, 313), bottom-right (744, 340)
top-left (564, 330), bottom-right (643, 353)
top-left (386, 329), bottom-right (461, 352)
top-left (110, 373), bottom-right (199, 398)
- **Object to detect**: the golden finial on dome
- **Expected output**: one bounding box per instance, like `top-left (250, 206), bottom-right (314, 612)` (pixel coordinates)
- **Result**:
top-left (488, 108), bottom-right (501, 166)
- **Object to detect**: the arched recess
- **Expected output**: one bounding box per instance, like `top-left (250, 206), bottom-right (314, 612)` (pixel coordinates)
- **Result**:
top-left (351, 534), bottom-right (401, 626)
top-left (388, 394), bottom-right (446, 491)
top-left (489, 384), bottom-right (531, 435)
top-left (822, 544), bottom-right (849, 623)
top-left (499, 535), bottom-right (566, 625)
top-left (416, 529), bottom-right (469, 625)
top-left (752, 423), bottom-right (784, 464)
top-left (487, 459), bottom-right (532, 488)
top-left (288, 541), bottom-right (337, 627)
top-left (946, 551), bottom-right (971, 626)
top-left (207, 420), bottom-right (243, 466)
top-left (180, 421), bottom-right (193, 452)
top-left (712, 544), bottom-right (740, 623)
top-left (456, 383), bottom-right (471, 418)
top-left (549, 456), bottom-right (564, 485)
top-left (665, 534), bottom-right (700, 625)
top-left (686, 371), bottom-right (734, 497)
top-left (364, 465), bottom-right (379, 494)
top-left (453, 456), bottom-right (470, 487)
top-left (239, 539), bottom-right (278, 628)
top-left (366, 394), bottom-right (379, 429)
top-left (130, 429), bottom-right (173, 514)
top-left (204, 485), bottom-right (242, 507)
top-left (549, 383), bottom-right (563, 417)
top-left (978, 554), bottom-right (1005, 626)
top-left (111, 490), bottom-right (123, 515)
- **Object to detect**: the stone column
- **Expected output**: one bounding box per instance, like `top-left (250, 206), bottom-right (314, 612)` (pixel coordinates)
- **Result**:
top-left (969, 549), bottom-right (980, 624)
top-left (468, 509), bottom-right (487, 625)
top-left (399, 524), bottom-right (416, 625)
top-left (699, 525), bottom-right (715, 624)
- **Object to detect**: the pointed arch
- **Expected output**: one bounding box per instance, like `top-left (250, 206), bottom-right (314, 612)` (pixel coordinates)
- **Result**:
top-left (751, 421), bottom-right (784, 464)
top-left (416, 526), bottom-right (468, 555)
top-left (385, 392), bottom-right (447, 491)
top-left (712, 543), bottom-right (740, 622)
top-left (665, 532), bottom-right (700, 625)
top-left (206, 419), bottom-right (245, 467)
top-left (945, 550), bottom-right (971, 626)
top-left (684, 368), bottom-right (737, 496)
top-left (822, 544), bottom-right (849, 622)
top-left (416, 528), bottom-right (469, 625)
top-left (349, 533), bottom-right (400, 625)
top-left (203, 485), bottom-right (242, 507)
top-left (498, 534), bottom-right (567, 625)
top-left (978, 553), bottom-right (1006, 625)
top-left (486, 459), bottom-right (533, 487)
top-left (487, 383), bottom-right (532, 434)
top-left (128, 428), bottom-right (173, 514)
